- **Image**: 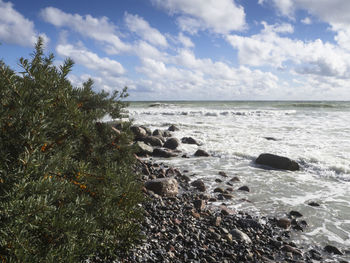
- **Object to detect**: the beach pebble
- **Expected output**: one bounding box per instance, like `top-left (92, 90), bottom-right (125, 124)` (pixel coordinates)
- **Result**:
top-left (145, 178), bottom-right (179, 197)
top-left (277, 218), bottom-right (291, 229)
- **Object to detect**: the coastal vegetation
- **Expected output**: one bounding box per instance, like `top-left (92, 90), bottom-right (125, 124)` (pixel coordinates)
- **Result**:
top-left (0, 38), bottom-right (143, 262)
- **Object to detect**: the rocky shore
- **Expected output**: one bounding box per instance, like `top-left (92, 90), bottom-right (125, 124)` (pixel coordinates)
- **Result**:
top-left (112, 123), bottom-right (346, 262)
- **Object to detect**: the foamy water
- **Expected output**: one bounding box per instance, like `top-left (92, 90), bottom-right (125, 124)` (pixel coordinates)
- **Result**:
top-left (128, 101), bottom-right (350, 258)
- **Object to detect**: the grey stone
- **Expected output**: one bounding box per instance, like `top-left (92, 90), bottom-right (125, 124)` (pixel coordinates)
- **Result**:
top-left (164, 138), bottom-right (180, 150)
top-left (230, 229), bottom-right (252, 244)
top-left (145, 178), bottom-right (179, 197)
top-left (255, 153), bottom-right (299, 171)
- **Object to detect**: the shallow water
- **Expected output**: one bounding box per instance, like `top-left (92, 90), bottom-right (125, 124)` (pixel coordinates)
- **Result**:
top-left (127, 101), bottom-right (350, 258)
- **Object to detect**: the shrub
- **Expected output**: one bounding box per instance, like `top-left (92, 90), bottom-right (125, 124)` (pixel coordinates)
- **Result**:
top-left (0, 38), bottom-right (143, 262)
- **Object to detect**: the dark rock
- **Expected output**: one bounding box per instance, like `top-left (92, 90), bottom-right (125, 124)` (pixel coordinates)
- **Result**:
top-left (308, 202), bottom-right (320, 207)
top-left (218, 171), bottom-right (228, 177)
top-left (168, 125), bottom-right (179, 131)
top-left (153, 148), bottom-right (177, 158)
top-left (263, 137), bottom-right (278, 141)
top-left (130, 125), bottom-right (147, 140)
top-left (181, 137), bottom-right (200, 145)
top-left (153, 129), bottom-right (164, 137)
top-left (140, 125), bottom-right (152, 136)
top-left (324, 245), bottom-right (343, 255)
top-left (163, 138), bottom-right (180, 150)
top-left (215, 178), bottom-right (223, 183)
top-left (238, 186), bottom-right (250, 192)
top-left (194, 149), bottom-right (210, 157)
top-left (143, 136), bottom-right (163, 147)
top-left (255, 153), bottom-right (300, 171)
top-left (289, 211), bottom-right (303, 218)
top-left (163, 131), bottom-right (172, 137)
top-left (222, 193), bottom-right (234, 199)
top-left (220, 206), bottom-right (235, 215)
top-left (191, 179), bottom-right (206, 192)
top-left (134, 141), bottom-right (153, 156)
top-left (144, 178), bottom-right (179, 197)
top-left (277, 218), bottom-right (291, 229)
top-left (213, 187), bottom-right (225, 193)
top-left (193, 199), bottom-right (206, 211)
top-left (230, 177), bottom-right (240, 182)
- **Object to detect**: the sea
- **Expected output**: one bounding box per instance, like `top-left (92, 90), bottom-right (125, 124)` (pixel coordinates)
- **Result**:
top-left (126, 101), bottom-right (350, 258)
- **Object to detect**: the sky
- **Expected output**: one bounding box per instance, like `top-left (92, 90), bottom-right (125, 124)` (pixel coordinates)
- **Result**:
top-left (0, 0), bottom-right (350, 101)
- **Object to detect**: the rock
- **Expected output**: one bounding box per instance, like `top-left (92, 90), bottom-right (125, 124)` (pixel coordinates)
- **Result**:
top-left (238, 186), bottom-right (250, 192)
top-left (152, 129), bottom-right (164, 137)
top-left (282, 245), bottom-right (302, 256)
top-left (152, 148), bottom-right (177, 158)
top-left (230, 176), bottom-right (240, 182)
top-left (194, 149), bottom-right (210, 157)
top-left (263, 137), bottom-right (278, 141)
top-left (193, 199), bottom-right (206, 211)
top-left (324, 245), bottom-right (343, 255)
top-left (215, 178), bottom-right (223, 183)
top-left (130, 125), bottom-right (147, 140)
top-left (308, 202), bottom-right (320, 207)
top-left (222, 193), bottom-right (234, 199)
top-left (218, 171), bottom-right (228, 177)
top-left (163, 138), bottom-right (180, 150)
top-left (191, 179), bottom-right (206, 192)
top-left (220, 206), bottom-right (235, 215)
top-left (140, 125), bottom-right (152, 136)
top-left (163, 131), bottom-right (172, 137)
top-left (255, 153), bottom-right (299, 171)
top-left (289, 211), bottom-right (303, 218)
top-left (213, 216), bottom-right (221, 226)
top-left (213, 187), bottom-right (225, 193)
top-left (230, 229), bottom-right (252, 244)
top-left (134, 141), bottom-right (153, 156)
top-left (181, 137), bottom-right (200, 145)
top-left (277, 218), bottom-right (291, 229)
top-left (168, 125), bottom-right (179, 131)
top-left (144, 178), bottom-right (179, 197)
top-left (143, 136), bottom-right (163, 147)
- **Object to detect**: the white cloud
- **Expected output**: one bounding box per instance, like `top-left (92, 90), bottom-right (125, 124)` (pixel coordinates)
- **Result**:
top-left (151, 0), bottom-right (246, 34)
top-left (124, 13), bottom-right (168, 47)
top-left (301, 17), bottom-right (311, 25)
top-left (41, 7), bottom-right (130, 54)
top-left (177, 32), bottom-right (194, 48)
top-left (56, 43), bottom-right (125, 75)
top-left (227, 21), bottom-right (350, 78)
top-left (0, 0), bottom-right (48, 46)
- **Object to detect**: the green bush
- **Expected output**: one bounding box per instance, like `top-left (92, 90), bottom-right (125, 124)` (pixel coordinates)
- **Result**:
top-left (0, 38), bottom-right (143, 262)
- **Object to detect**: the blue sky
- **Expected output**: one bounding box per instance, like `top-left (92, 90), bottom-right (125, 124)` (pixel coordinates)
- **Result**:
top-left (1, 0), bottom-right (350, 100)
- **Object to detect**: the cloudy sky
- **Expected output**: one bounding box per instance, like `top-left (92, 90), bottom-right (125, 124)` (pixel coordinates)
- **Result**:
top-left (1, 0), bottom-right (350, 100)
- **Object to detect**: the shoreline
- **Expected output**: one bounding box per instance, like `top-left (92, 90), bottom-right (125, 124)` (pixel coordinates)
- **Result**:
top-left (115, 123), bottom-right (347, 262)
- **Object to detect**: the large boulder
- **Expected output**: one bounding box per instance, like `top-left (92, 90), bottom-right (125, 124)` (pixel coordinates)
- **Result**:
top-left (191, 179), bottom-right (206, 192)
top-left (163, 138), bottom-right (180, 150)
top-left (145, 178), bottom-right (179, 197)
top-left (140, 125), bottom-right (152, 136)
top-left (134, 141), bottom-right (153, 156)
top-left (194, 149), bottom-right (210, 157)
top-left (152, 148), bottom-right (177, 158)
top-left (152, 129), bottom-right (164, 137)
top-left (130, 126), bottom-right (147, 141)
top-left (181, 137), bottom-right (200, 145)
top-left (143, 136), bottom-right (163, 147)
top-left (255, 153), bottom-right (299, 171)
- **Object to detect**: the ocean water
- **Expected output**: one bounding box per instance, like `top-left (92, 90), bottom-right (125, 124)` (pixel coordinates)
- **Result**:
top-left (127, 101), bottom-right (350, 258)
